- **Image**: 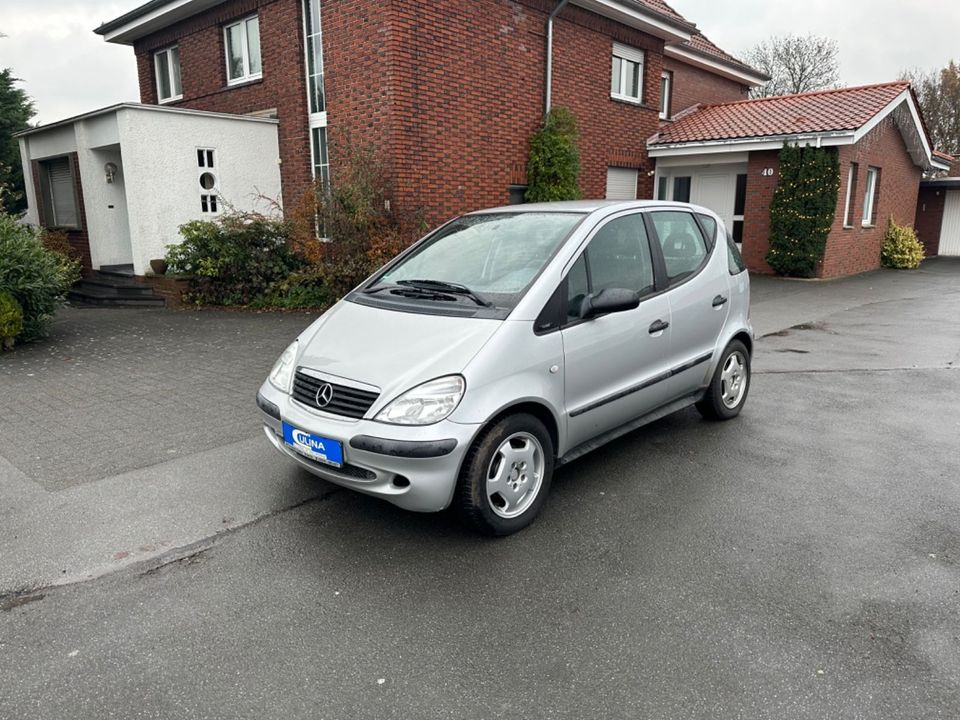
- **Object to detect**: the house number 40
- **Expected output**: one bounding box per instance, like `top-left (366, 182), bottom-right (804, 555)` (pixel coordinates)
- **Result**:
top-left (761, 168), bottom-right (775, 176)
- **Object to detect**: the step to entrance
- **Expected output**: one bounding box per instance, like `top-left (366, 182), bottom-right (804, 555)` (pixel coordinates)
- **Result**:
top-left (67, 269), bottom-right (166, 308)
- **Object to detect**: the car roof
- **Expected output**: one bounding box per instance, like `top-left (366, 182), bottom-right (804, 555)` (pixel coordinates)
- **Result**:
top-left (468, 200), bottom-right (713, 215)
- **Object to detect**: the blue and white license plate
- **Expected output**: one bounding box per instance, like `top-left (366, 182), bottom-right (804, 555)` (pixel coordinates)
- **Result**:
top-left (282, 422), bottom-right (344, 467)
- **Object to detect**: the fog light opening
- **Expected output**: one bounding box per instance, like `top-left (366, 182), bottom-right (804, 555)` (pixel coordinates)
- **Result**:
top-left (392, 475), bottom-right (410, 489)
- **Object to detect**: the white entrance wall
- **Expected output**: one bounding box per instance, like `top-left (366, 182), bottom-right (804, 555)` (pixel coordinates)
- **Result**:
top-left (18, 104), bottom-right (281, 275)
top-left (653, 153), bottom-right (748, 238)
top-left (939, 190), bottom-right (960, 256)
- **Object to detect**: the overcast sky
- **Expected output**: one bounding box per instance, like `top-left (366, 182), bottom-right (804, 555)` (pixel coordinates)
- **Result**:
top-left (1, 0), bottom-right (958, 125)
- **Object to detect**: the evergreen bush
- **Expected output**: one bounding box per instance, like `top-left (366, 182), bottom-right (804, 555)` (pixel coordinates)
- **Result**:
top-left (0, 291), bottom-right (23, 350)
top-left (525, 107), bottom-right (582, 202)
top-left (880, 219), bottom-right (925, 269)
top-left (765, 144), bottom-right (840, 277)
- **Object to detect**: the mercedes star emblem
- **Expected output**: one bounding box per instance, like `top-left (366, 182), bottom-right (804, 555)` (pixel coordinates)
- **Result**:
top-left (315, 383), bottom-right (335, 408)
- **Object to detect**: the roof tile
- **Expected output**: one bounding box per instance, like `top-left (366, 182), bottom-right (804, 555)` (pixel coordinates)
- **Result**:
top-left (650, 82), bottom-right (911, 145)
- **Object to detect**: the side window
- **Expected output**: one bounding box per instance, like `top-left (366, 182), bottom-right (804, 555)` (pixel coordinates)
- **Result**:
top-left (695, 213), bottom-right (717, 249)
top-left (650, 211), bottom-right (708, 283)
top-left (727, 233), bottom-right (746, 275)
top-left (564, 214), bottom-right (654, 322)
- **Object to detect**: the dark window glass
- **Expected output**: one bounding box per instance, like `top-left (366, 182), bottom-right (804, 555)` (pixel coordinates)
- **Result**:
top-left (673, 176), bottom-right (691, 203)
top-left (657, 177), bottom-right (667, 201)
top-left (566, 254), bottom-right (589, 322)
top-left (650, 211), bottom-right (707, 282)
top-left (732, 220), bottom-right (744, 244)
top-left (727, 233), bottom-right (746, 275)
top-left (734, 174), bottom-right (747, 216)
top-left (508, 186), bottom-right (527, 205)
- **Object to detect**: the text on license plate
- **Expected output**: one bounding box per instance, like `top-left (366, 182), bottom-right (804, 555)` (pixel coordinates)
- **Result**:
top-left (282, 422), bottom-right (344, 467)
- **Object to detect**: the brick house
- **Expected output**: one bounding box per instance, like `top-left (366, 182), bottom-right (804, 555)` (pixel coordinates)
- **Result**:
top-left (648, 82), bottom-right (953, 277)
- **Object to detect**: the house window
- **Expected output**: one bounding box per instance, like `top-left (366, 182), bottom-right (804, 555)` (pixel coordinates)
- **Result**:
top-left (197, 148), bottom-right (219, 214)
top-left (843, 163), bottom-right (858, 228)
top-left (38, 156), bottom-right (80, 229)
top-left (659, 71), bottom-right (672, 119)
top-left (862, 166), bottom-right (879, 226)
top-left (733, 173), bottom-right (747, 243)
top-left (611, 42), bottom-right (644, 104)
top-left (304, 0), bottom-right (330, 191)
top-left (303, 0), bottom-right (325, 114)
top-left (672, 176), bottom-right (691, 203)
top-left (225, 15), bottom-right (262, 85)
top-left (155, 46), bottom-right (182, 103)
top-left (656, 176), bottom-right (667, 201)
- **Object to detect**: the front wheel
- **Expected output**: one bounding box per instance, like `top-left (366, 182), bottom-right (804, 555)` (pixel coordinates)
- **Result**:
top-left (696, 340), bottom-right (751, 421)
top-left (455, 414), bottom-right (554, 536)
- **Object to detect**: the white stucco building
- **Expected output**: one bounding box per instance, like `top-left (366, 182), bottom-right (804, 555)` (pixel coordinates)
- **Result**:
top-left (17, 103), bottom-right (281, 276)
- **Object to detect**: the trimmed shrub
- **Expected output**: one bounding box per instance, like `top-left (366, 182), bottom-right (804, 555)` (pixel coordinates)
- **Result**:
top-left (765, 144), bottom-right (840, 277)
top-left (0, 214), bottom-right (78, 343)
top-left (165, 212), bottom-right (302, 305)
top-left (525, 107), bottom-right (582, 202)
top-left (0, 291), bottom-right (23, 350)
top-left (250, 269), bottom-right (331, 310)
top-left (880, 219), bottom-right (925, 269)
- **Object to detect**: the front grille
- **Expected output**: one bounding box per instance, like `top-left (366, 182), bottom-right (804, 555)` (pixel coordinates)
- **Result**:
top-left (292, 370), bottom-right (380, 420)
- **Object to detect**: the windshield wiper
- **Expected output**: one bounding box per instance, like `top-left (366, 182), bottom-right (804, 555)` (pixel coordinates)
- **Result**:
top-left (361, 283), bottom-right (457, 302)
top-left (397, 279), bottom-right (493, 307)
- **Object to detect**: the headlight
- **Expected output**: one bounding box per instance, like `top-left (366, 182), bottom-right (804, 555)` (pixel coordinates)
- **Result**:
top-left (268, 340), bottom-right (298, 392)
top-left (376, 375), bottom-right (465, 425)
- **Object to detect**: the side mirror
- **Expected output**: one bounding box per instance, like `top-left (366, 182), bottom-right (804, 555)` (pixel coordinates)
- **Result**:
top-left (579, 288), bottom-right (640, 320)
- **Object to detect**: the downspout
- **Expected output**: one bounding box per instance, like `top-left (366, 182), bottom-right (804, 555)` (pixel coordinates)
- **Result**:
top-left (544, 0), bottom-right (570, 115)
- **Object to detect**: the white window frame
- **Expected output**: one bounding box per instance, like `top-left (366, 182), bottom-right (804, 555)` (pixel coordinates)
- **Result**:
top-left (611, 42), bottom-right (645, 104)
top-left (197, 148), bottom-right (219, 215)
top-left (303, 0), bottom-right (329, 191)
top-left (862, 167), bottom-right (879, 227)
top-left (154, 46), bottom-right (182, 103)
top-left (842, 163), bottom-right (856, 228)
top-left (659, 70), bottom-right (671, 119)
top-left (224, 15), bottom-right (262, 86)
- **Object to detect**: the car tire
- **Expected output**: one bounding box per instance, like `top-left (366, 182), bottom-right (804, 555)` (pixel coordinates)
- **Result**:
top-left (455, 413), bottom-right (555, 536)
top-left (696, 340), bottom-right (751, 421)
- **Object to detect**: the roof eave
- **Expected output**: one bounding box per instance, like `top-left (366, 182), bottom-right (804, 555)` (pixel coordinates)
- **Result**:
top-left (664, 44), bottom-right (768, 87)
top-left (571, 0), bottom-right (694, 43)
top-left (95, 0), bottom-right (228, 45)
top-left (648, 131), bottom-right (857, 156)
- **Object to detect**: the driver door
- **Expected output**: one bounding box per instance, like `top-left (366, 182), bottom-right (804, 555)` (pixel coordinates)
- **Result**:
top-left (561, 212), bottom-right (674, 451)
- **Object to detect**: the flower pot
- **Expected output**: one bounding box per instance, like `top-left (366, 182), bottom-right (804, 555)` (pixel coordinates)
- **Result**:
top-left (150, 258), bottom-right (168, 275)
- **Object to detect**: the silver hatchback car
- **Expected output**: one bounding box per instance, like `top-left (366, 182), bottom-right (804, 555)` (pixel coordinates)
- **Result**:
top-left (257, 200), bottom-right (752, 535)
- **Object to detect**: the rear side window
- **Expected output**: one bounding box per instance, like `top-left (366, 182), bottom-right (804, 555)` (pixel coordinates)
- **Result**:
top-left (696, 213), bottom-right (717, 248)
top-left (565, 213), bottom-right (654, 322)
top-left (649, 211), bottom-right (707, 283)
top-left (727, 233), bottom-right (746, 275)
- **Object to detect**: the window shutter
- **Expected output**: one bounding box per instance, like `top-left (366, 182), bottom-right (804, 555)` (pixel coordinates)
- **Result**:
top-left (606, 167), bottom-right (638, 200)
top-left (48, 158), bottom-right (78, 227)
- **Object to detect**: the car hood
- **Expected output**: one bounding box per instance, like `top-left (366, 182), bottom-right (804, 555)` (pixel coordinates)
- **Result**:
top-left (296, 300), bottom-right (502, 403)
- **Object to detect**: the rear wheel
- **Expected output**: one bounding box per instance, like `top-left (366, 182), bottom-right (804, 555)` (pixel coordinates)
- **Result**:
top-left (696, 340), bottom-right (750, 420)
top-left (455, 414), bottom-right (554, 536)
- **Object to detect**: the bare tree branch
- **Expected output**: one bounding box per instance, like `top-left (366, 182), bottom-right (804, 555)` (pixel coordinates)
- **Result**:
top-left (902, 61), bottom-right (960, 157)
top-left (744, 34), bottom-right (842, 98)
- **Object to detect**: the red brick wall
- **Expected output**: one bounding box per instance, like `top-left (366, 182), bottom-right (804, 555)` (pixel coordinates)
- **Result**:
top-left (740, 150), bottom-right (779, 274)
top-left (914, 186), bottom-right (944, 256)
top-left (31, 154), bottom-right (93, 269)
top-left (662, 57), bottom-right (748, 117)
top-left (133, 0), bottom-right (312, 207)
top-left (821, 117), bottom-right (921, 278)
top-left (382, 0), bottom-right (664, 225)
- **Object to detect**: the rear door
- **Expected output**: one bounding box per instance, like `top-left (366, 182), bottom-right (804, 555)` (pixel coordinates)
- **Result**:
top-left (560, 212), bottom-right (673, 451)
top-left (647, 210), bottom-right (730, 400)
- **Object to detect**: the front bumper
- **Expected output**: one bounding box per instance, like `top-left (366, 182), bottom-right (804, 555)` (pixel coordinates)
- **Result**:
top-left (256, 380), bottom-right (480, 512)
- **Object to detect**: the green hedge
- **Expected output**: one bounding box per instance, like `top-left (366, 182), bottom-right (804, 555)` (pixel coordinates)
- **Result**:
top-left (765, 144), bottom-right (840, 277)
top-left (526, 107), bottom-right (582, 202)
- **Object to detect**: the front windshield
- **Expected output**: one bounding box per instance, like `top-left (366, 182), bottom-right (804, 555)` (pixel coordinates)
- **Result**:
top-left (375, 212), bottom-right (584, 309)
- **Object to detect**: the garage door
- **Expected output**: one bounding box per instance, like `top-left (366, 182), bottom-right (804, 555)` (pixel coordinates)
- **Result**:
top-left (606, 167), bottom-right (638, 200)
top-left (939, 190), bottom-right (960, 256)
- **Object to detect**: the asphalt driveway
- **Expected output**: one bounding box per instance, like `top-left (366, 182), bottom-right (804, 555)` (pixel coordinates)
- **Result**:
top-left (1, 259), bottom-right (959, 719)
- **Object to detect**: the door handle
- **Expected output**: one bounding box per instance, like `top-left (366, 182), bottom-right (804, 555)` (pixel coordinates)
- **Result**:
top-left (648, 319), bottom-right (669, 334)
top-left (712, 295), bottom-right (728, 307)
